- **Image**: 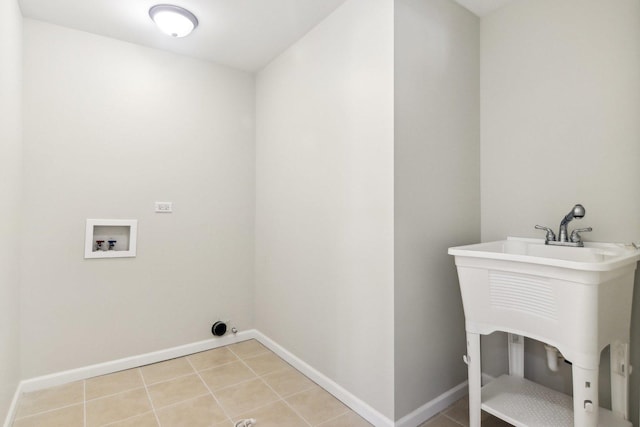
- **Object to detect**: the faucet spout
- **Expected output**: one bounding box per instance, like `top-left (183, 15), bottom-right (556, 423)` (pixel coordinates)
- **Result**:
top-left (558, 204), bottom-right (585, 242)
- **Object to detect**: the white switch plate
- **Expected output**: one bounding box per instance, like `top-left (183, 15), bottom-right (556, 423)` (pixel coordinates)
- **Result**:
top-left (155, 202), bottom-right (173, 213)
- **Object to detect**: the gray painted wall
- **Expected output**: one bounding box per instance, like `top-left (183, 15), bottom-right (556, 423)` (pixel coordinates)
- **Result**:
top-left (21, 20), bottom-right (255, 379)
top-left (394, 0), bottom-right (480, 419)
top-left (481, 0), bottom-right (640, 423)
top-left (0, 0), bottom-right (22, 416)
top-left (255, 0), bottom-right (395, 418)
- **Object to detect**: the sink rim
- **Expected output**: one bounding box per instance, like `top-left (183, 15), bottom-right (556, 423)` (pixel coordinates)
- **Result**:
top-left (448, 237), bottom-right (640, 272)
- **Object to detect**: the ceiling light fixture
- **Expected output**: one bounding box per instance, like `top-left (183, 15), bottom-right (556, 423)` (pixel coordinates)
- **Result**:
top-left (149, 4), bottom-right (198, 38)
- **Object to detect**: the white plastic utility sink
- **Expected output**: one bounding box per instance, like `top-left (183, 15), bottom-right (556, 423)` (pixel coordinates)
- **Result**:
top-left (449, 237), bottom-right (640, 366)
top-left (449, 237), bottom-right (640, 427)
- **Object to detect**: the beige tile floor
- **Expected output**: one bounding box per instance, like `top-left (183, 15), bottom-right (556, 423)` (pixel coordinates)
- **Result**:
top-left (418, 396), bottom-right (512, 427)
top-left (11, 340), bottom-right (372, 427)
top-left (11, 339), bottom-right (512, 427)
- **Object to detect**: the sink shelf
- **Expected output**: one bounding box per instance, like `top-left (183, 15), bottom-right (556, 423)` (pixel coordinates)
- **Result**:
top-left (482, 375), bottom-right (631, 427)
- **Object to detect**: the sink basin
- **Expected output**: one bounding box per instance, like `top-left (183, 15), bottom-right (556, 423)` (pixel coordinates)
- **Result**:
top-left (448, 237), bottom-right (640, 366)
top-left (448, 237), bottom-right (639, 271)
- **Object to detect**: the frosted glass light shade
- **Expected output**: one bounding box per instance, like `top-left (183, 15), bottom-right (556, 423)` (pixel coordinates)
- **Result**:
top-left (149, 5), bottom-right (198, 38)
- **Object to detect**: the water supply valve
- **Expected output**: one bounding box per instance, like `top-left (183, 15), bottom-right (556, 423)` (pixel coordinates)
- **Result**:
top-left (570, 227), bottom-right (592, 244)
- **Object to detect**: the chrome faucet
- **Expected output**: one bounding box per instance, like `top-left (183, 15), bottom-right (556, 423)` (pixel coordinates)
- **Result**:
top-left (558, 204), bottom-right (585, 242)
top-left (536, 204), bottom-right (592, 247)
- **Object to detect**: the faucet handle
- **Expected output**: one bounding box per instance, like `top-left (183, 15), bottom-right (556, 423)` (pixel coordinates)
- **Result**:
top-left (535, 225), bottom-right (556, 242)
top-left (570, 227), bottom-right (592, 243)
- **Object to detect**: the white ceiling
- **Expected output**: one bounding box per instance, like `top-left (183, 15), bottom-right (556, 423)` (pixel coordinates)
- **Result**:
top-left (18, 0), bottom-right (514, 72)
top-left (18, 0), bottom-right (349, 71)
top-left (452, 0), bottom-right (514, 17)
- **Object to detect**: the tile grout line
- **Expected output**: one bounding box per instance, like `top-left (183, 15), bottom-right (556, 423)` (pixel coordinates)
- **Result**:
top-left (185, 355), bottom-right (241, 375)
top-left (203, 362), bottom-right (292, 395)
top-left (138, 367), bottom-right (163, 427)
top-left (225, 341), bottom-right (271, 360)
top-left (11, 401), bottom-right (84, 421)
top-left (216, 396), bottom-right (289, 422)
top-left (83, 380), bottom-right (86, 427)
top-left (440, 411), bottom-right (468, 427)
top-left (100, 411), bottom-right (156, 427)
top-left (210, 374), bottom-right (261, 394)
top-left (229, 345), bottom-right (314, 427)
top-left (314, 407), bottom-right (356, 427)
top-left (84, 386), bottom-right (147, 404)
top-left (274, 382), bottom-right (317, 400)
top-left (257, 375), bottom-right (315, 426)
top-left (145, 391), bottom-right (212, 411)
top-left (141, 370), bottom-right (199, 388)
top-left (184, 355), bottom-right (234, 425)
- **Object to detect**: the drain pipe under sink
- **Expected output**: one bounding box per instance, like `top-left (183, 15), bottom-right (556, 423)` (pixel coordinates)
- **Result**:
top-left (544, 344), bottom-right (561, 372)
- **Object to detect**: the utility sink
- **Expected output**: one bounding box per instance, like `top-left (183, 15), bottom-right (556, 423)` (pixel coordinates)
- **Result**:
top-left (449, 237), bottom-right (640, 427)
top-left (448, 237), bottom-right (640, 366)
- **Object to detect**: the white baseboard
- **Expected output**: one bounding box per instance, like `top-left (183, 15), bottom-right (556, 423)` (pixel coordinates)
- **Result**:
top-left (253, 331), bottom-right (395, 427)
top-left (19, 330), bottom-right (255, 394)
top-left (2, 383), bottom-right (23, 427)
top-left (395, 373), bottom-right (497, 427)
top-left (395, 380), bottom-right (468, 427)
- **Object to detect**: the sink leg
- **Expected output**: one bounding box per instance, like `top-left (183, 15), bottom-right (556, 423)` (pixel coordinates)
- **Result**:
top-left (466, 332), bottom-right (481, 427)
top-left (610, 341), bottom-right (630, 419)
top-left (507, 333), bottom-right (524, 378)
top-left (572, 365), bottom-right (599, 427)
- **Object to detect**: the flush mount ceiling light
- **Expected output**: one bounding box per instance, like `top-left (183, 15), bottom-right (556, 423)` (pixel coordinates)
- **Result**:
top-left (149, 4), bottom-right (198, 38)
